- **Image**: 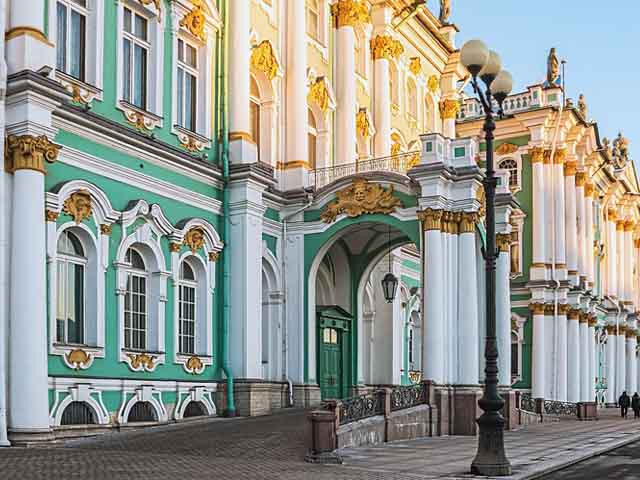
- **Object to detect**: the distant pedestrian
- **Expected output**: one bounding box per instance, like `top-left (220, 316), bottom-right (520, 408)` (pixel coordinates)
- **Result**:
top-left (619, 391), bottom-right (631, 418)
top-left (632, 393), bottom-right (640, 418)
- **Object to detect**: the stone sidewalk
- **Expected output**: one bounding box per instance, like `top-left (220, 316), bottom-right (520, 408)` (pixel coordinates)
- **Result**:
top-left (339, 408), bottom-right (640, 479)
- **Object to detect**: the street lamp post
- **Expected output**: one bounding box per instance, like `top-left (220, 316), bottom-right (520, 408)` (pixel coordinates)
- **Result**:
top-left (461, 39), bottom-right (514, 477)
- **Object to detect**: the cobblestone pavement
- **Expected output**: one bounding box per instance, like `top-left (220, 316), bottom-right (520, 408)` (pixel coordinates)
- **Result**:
top-left (1, 408), bottom-right (639, 479)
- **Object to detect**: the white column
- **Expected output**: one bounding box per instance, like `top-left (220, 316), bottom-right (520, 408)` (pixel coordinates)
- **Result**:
top-left (228, 180), bottom-right (265, 379)
top-left (440, 99), bottom-right (457, 139)
top-left (564, 163), bottom-right (578, 283)
top-left (617, 222), bottom-right (625, 302)
top-left (544, 154), bottom-right (554, 266)
top-left (333, 3), bottom-right (366, 165)
top-left (607, 213), bottom-right (617, 297)
top-left (6, 0), bottom-right (55, 74)
top-left (624, 223), bottom-right (633, 305)
top-left (589, 320), bottom-right (596, 401)
top-left (496, 234), bottom-right (511, 387)
top-left (627, 333), bottom-right (637, 394)
top-left (370, 7), bottom-right (394, 158)
top-left (579, 315), bottom-right (589, 401)
top-left (544, 305), bottom-right (554, 399)
top-left (617, 326), bottom-right (627, 398)
top-left (556, 305), bottom-right (568, 401)
top-left (228, 0), bottom-right (256, 164)
top-left (458, 214), bottom-right (479, 385)
top-left (530, 149), bottom-right (546, 274)
top-left (422, 211), bottom-right (445, 384)
top-left (567, 309), bottom-right (580, 402)
top-left (575, 174), bottom-right (585, 284)
top-left (584, 184), bottom-right (595, 288)
top-left (446, 215), bottom-right (457, 384)
top-left (285, 0), bottom-right (308, 182)
top-left (531, 304), bottom-right (546, 399)
top-left (553, 152), bottom-right (566, 272)
top-left (8, 143), bottom-right (54, 434)
top-left (605, 325), bottom-right (616, 404)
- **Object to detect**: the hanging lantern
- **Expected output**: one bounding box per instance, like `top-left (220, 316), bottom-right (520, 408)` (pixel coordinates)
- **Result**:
top-left (381, 272), bottom-right (398, 303)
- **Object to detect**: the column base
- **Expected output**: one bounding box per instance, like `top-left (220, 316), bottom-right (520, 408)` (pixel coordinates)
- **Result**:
top-left (577, 402), bottom-right (598, 420)
top-left (452, 386), bottom-right (482, 436)
top-left (229, 136), bottom-right (258, 164)
top-left (293, 384), bottom-right (322, 408)
top-left (6, 31), bottom-right (56, 75)
top-left (8, 428), bottom-right (54, 446)
top-left (277, 164), bottom-right (310, 191)
top-left (219, 379), bottom-right (291, 417)
top-left (499, 389), bottom-right (518, 430)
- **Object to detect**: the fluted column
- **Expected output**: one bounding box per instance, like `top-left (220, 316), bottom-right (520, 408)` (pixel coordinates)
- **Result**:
top-left (584, 182), bottom-right (595, 288)
top-left (565, 161), bottom-right (578, 283)
top-left (567, 308), bottom-right (581, 402)
top-left (531, 303), bottom-right (546, 399)
top-left (605, 324), bottom-right (616, 405)
top-left (420, 209), bottom-right (445, 384)
top-left (228, 0), bottom-right (256, 164)
top-left (553, 149), bottom-right (567, 274)
top-left (496, 233), bottom-right (512, 387)
top-left (556, 304), bottom-right (568, 401)
top-left (530, 148), bottom-right (546, 275)
top-left (544, 303), bottom-right (555, 399)
top-left (579, 313), bottom-right (589, 401)
top-left (284, 0), bottom-right (308, 183)
top-left (7, 135), bottom-right (60, 435)
top-left (332, 0), bottom-right (369, 164)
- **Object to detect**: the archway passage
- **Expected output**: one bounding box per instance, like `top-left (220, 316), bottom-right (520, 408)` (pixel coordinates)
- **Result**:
top-left (311, 220), bottom-right (421, 400)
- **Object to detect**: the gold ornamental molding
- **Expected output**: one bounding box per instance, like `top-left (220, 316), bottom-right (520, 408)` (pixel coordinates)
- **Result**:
top-left (544, 303), bottom-right (555, 315)
top-left (251, 40), bottom-right (279, 80)
top-left (563, 161), bottom-right (577, 177)
top-left (584, 182), bottom-right (595, 197)
top-left (427, 75), bottom-right (439, 93)
top-left (169, 242), bottom-right (182, 253)
top-left (558, 304), bottom-right (570, 315)
top-left (276, 160), bottom-right (311, 171)
top-left (127, 352), bottom-right (157, 371)
top-left (183, 227), bottom-right (206, 253)
top-left (208, 251), bottom-right (220, 262)
top-left (529, 303), bottom-right (545, 315)
top-left (321, 178), bottom-right (402, 223)
top-left (458, 211), bottom-right (479, 234)
top-left (228, 131), bottom-right (254, 143)
top-left (180, 0), bottom-right (206, 41)
top-left (439, 99), bottom-right (459, 120)
top-left (5, 26), bottom-right (54, 47)
top-left (331, 0), bottom-right (370, 29)
top-left (418, 208), bottom-right (443, 231)
top-left (605, 324), bottom-right (616, 334)
top-left (495, 143), bottom-right (518, 155)
top-left (568, 308), bottom-right (581, 320)
top-left (528, 147), bottom-right (545, 164)
top-left (63, 191), bottom-right (92, 224)
top-left (575, 171), bottom-right (586, 187)
top-left (308, 77), bottom-right (331, 112)
top-left (553, 148), bottom-right (567, 164)
top-left (45, 210), bottom-right (59, 222)
top-left (356, 109), bottom-right (371, 138)
top-left (543, 150), bottom-right (553, 164)
top-left (617, 220), bottom-right (625, 231)
top-left (635, 239), bottom-right (640, 249)
top-left (185, 356), bottom-right (205, 375)
top-left (496, 233), bottom-right (511, 253)
top-left (476, 186), bottom-right (486, 219)
top-left (64, 349), bottom-right (93, 371)
top-left (607, 208), bottom-right (617, 222)
top-left (624, 220), bottom-right (635, 232)
top-left (100, 224), bottom-right (113, 236)
top-left (370, 34), bottom-right (403, 61)
top-left (5, 134), bottom-right (61, 174)
top-left (409, 57), bottom-right (422, 76)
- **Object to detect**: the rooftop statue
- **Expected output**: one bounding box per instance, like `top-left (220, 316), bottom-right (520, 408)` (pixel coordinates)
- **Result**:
top-left (578, 94), bottom-right (588, 120)
top-left (439, 0), bottom-right (451, 24)
top-left (546, 48), bottom-right (560, 86)
top-left (612, 131), bottom-right (630, 169)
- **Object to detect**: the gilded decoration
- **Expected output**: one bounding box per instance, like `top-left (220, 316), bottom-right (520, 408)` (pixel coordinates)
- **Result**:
top-left (418, 208), bottom-right (443, 231)
top-left (185, 356), bottom-right (205, 375)
top-left (496, 233), bottom-right (511, 253)
top-left (617, 220), bottom-right (625, 231)
top-left (408, 371), bottom-right (422, 383)
top-left (320, 178), bottom-right (402, 223)
top-left (180, 0), bottom-right (206, 41)
top-left (553, 148), bottom-right (567, 164)
top-left (459, 212), bottom-right (478, 233)
top-left (63, 191), bottom-right (93, 224)
top-left (568, 308), bottom-right (581, 320)
top-left (127, 352), bottom-right (156, 370)
top-left (251, 40), bottom-right (279, 81)
top-left (208, 251), bottom-right (220, 262)
top-left (528, 147), bottom-right (545, 164)
top-left (100, 224), bottom-right (112, 235)
top-left (543, 150), bottom-right (553, 164)
top-left (427, 75), bottom-right (439, 93)
top-left (5, 134), bottom-right (61, 174)
top-left (356, 109), bottom-right (370, 138)
top-left (177, 131), bottom-right (206, 153)
top-left (564, 161), bottom-right (577, 177)
top-left (184, 227), bottom-right (206, 253)
top-left (409, 57), bottom-right (422, 76)
top-left (495, 143), bottom-right (518, 155)
top-left (585, 182), bottom-right (595, 197)
top-left (558, 304), bottom-right (570, 315)
top-left (45, 209), bottom-right (59, 222)
top-left (370, 35), bottom-right (403, 61)
top-left (331, 0), bottom-right (370, 28)
top-left (65, 349), bottom-right (92, 370)
top-left (605, 325), bottom-right (616, 334)
top-left (124, 110), bottom-right (155, 132)
top-left (476, 186), bottom-right (486, 219)
top-left (529, 303), bottom-right (545, 315)
top-left (439, 99), bottom-right (459, 120)
top-left (544, 304), bottom-right (555, 315)
top-left (575, 172), bottom-right (586, 187)
top-left (625, 220), bottom-right (635, 232)
top-left (308, 78), bottom-right (330, 112)
top-left (169, 242), bottom-right (182, 253)
top-left (138, 0), bottom-right (161, 21)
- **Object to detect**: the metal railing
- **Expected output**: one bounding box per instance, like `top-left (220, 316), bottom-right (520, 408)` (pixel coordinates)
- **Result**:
top-left (338, 391), bottom-right (384, 425)
top-left (519, 393), bottom-right (536, 413)
top-left (543, 399), bottom-right (577, 417)
top-left (390, 384), bottom-right (426, 412)
top-left (310, 152), bottom-right (420, 190)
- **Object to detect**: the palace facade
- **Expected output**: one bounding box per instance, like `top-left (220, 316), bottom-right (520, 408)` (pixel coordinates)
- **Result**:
top-left (0, 0), bottom-right (637, 444)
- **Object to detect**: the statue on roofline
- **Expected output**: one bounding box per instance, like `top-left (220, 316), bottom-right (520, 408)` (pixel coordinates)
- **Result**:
top-left (439, 0), bottom-right (451, 24)
top-left (578, 94), bottom-right (588, 120)
top-left (546, 48), bottom-right (560, 86)
top-left (612, 131), bottom-right (630, 169)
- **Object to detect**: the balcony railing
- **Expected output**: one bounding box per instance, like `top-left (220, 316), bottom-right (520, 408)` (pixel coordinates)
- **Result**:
top-left (310, 151), bottom-right (420, 190)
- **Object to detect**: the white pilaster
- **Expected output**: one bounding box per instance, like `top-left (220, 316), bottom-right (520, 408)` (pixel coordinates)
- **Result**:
top-left (458, 222), bottom-right (478, 385)
top-left (617, 223), bottom-right (625, 302)
top-left (607, 216), bottom-right (617, 297)
top-left (579, 316), bottom-right (589, 401)
top-left (616, 327), bottom-right (627, 398)
top-left (370, 6), bottom-right (394, 158)
top-left (575, 175), bottom-right (586, 284)
top-left (531, 304), bottom-right (546, 398)
top-left (567, 310), bottom-right (580, 402)
top-left (605, 325), bottom-right (616, 404)
top-left (564, 164), bottom-right (578, 283)
top-left (624, 224), bottom-right (633, 305)
top-left (556, 307), bottom-right (568, 401)
top-left (584, 187), bottom-right (594, 287)
top-left (553, 157), bottom-right (566, 272)
top-left (627, 334), bottom-right (637, 394)
top-left (588, 322), bottom-right (596, 401)
top-left (530, 149), bottom-right (546, 278)
top-left (423, 221), bottom-right (444, 384)
top-left (496, 236), bottom-right (511, 387)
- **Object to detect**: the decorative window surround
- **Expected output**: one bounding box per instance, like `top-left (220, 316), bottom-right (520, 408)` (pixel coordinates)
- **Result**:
top-left (49, 383), bottom-right (110, 427)
top-left (305, 0), bottom-right (328, 60)
top-left (510, 210), bottom-right (526, 279)
top-left (50, 0), bottom-right (105, 101)
top-left (116, 200), bottom-right (173, 372)
top-left (252, 0), bottom-right (278, 28)
top-left (306, 73), bottom-right (336, 170)
top-left (116, 0), bottom-right (165, 129)
top-left (117, 385), bottom-right (168, 424)
top-left (511, 313), bottom-right (527, 385)
top-left (45, 181), bottom-right (119, 366)
top-left (173, 385), bottom-right (217, 419)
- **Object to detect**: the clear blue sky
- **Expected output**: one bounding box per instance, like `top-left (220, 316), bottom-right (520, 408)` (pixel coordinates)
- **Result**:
top-left (453, 1), bottom-right (639, 160)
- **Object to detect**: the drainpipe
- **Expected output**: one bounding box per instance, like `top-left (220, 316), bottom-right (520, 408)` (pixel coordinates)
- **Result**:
top-left (281, 194), bottom-right (314, 406)
top-left (219, 0), bottom-right (235, 417)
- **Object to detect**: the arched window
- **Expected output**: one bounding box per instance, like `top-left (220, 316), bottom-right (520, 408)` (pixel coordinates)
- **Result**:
top-left (56, 230), bottom-right (86, 345)
top-left (127, 401), bottom-right (157, 423)
top-left (406, 78), bottom-right (417, 119)
top-left (308, 109), bottom-right (317, 169)
top-left (178, 260), bottom-right (197, 354)
top-left (498, 158), bottom-right (519, 188)
top-left (250, 76), bottom-right (261, 158)
top-left (124, 247), bottom-right (147, 350)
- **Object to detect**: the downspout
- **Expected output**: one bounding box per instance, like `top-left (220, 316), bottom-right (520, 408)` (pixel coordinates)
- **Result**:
top-left (281, 195), bottom-right (314, 407)
top-left (219, 0), bottom-right (235, 417)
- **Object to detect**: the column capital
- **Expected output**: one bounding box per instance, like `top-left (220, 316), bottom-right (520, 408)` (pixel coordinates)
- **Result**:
top-left (584, 181), bottom-right (595, 197)
top-left (544, 303), bottom-right (556, 315)
top-left (568, 308), bottom-right (581, 320)
top-left (579, 312), bottom-right (589, 324)
top-left (605, 324), bottom-right (616, 334)
top-left (459, 212), bottom-right (479, 233)
top-left (564, 161), bottom-right (577, 177)
top-left (370, 34), bottom-right (403, 60)
top-left (529, 303), bottom-right (545, 315)
top-left (608, 208), bottom-right (618, 222)
top-left (617, 220), bottom-right (625, 231)
top-left (558, 303), bottom-right (570, 315)
top-left (553, 148), bottom-right (567, 164)
top-left (439, 99), bottom-right (459, 120)
top-left (528, 146), bottom-right (545, 163)
top-left (624, 220), bottom-right (635, 232)
top-left (543, 149), bottom-right (553, 164)
top-left (331, 0), bottom-right (370, 29)
top-left (5, 134), bottom-right (61, 174)
top-left (575, 171), bottom-right (586, 186)
top-left (417, 208), bottom-right (443, 231)
top-left (496, 233), bottom-right (511, 253)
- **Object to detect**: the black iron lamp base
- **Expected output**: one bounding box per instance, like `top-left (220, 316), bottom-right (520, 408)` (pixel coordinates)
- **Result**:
top-left (470, 412), bottom-right (512, 476)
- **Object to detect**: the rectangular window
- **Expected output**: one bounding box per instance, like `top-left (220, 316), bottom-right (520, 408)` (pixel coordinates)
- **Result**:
top-left (56, 261), bottom-right (85, 344)
top-left (306, 0), bottom-right (319, 41)
top-left (122, 7), bottom-right (149, 109)
top-left (511, 342), bottom-right (519, 376)
top-left (408, 329), bottom-right (414, 364)
top-left (178, 284), bottom-right (196, 354)
top-left (124, 273), bottom-right (147, 350)
top-left (56, 0), bottom-right (87, 81)
top-left (177, 39), bottom-right (198, 132)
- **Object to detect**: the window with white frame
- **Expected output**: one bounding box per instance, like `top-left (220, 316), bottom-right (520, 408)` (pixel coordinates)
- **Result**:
top-left (56, 230), bottom-right (86, 345)
top-left (407, 78), bottom-right (417, 119)
top-left (178, 261), bottom-right (197, 354)
top-left (511, 331), bottom-right (521, 381)
top-left (354, 28), bottom-right (367, 78)
top-left (308, 109), bottom-right (317, 169)
top-left (250, 76), bottom-right (261, 156)
top-left (176, 38), bottom-right (198, 132)
top-left (424, 96), bottom-right (434, 132)
top-left (122, 6), bottom-right (149, 109)
top-left (389, 63), bottom-right (399, 110)
top-left (56, 0), bottom-right (87, 81)
top-left (306, 0), bottom-right (320, 42)
top-left (124, 247), bottom-right (148, 350)
top-left (498, 158), bottom-right (519, 189)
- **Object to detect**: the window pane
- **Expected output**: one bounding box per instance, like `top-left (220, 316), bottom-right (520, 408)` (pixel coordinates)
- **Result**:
top-left (186, 73), bottom-right (196, 131)
top-left (186, 44), bottom-right (197, 68)
top-left (178, 39), bottom-right (184, 62)
top-left (70, 10), bottom-right (86, 80)
top-left (134, 14), bottom-right (147, 41)
top-left (69, 263), bottom-right (84, 344)
top-left (124, 8), bottom-right (132, 33)
top-left (123, 39), bottom-right (131, 102)
top-left (177, 69), bottom-right (184, 127)
top-left (133, 45), bottom-right (147, 109)
top-left (56, 262), bottom-right (66, 341)
top-left (511, 343), bottom-right (518, 376)
top-left (57, 3), bottom-right (68, 72)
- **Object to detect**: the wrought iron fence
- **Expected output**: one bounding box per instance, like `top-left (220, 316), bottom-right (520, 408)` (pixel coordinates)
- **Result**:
top-left (310, 152), bottom-right (420, 190)
top-left (543, 399), bottom-right (577, 416)
top-left (338, 391), bottom-right (384, 425)
top-left (519, 393), bottom-right (536, 413)
top-left (390, 384), bottom-right (426, 412)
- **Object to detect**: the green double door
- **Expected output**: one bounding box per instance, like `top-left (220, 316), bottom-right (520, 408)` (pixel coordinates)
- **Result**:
top-left (317, 307), bottom-right (352, 400)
